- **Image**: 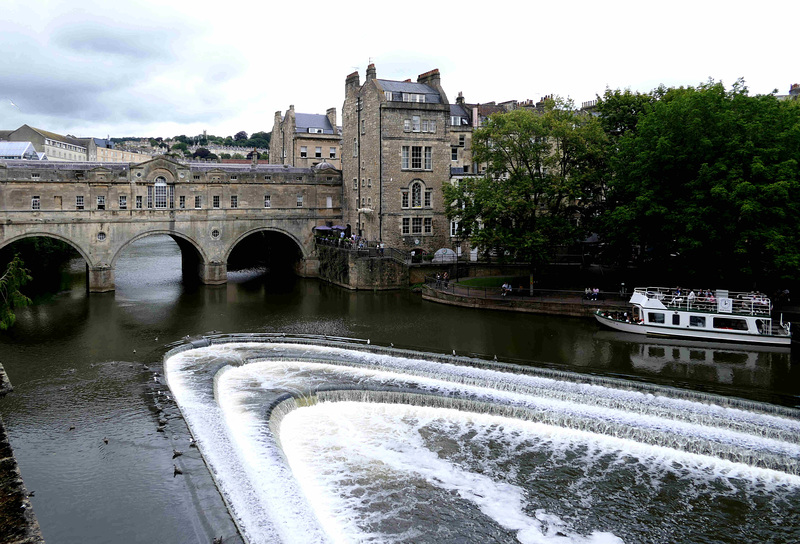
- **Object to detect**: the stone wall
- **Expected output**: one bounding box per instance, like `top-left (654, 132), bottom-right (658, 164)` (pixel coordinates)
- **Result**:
top-left (316, 245), bottom-right (408, 290)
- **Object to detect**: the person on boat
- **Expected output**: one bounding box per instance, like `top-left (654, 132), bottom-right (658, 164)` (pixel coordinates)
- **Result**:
top-left (687, 290), bottom-right (696, 308)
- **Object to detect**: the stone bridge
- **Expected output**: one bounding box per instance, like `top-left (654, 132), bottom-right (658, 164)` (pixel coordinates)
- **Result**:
top-left (0, 157), bottom-right (343, 291)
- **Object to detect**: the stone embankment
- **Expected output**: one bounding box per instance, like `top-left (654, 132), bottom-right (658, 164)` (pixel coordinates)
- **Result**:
top-left (0, 365), bottom-right (44, 544)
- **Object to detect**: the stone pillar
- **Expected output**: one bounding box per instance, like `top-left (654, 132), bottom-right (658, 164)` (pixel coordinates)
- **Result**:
top-left (87, 265), bottom-right (115, 292)
top-left (199, 260), bottom-right (227, 285)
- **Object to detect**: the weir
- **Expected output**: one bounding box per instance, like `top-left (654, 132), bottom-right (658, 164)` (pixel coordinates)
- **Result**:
top-left (164, 336), bottom-right (800, 544)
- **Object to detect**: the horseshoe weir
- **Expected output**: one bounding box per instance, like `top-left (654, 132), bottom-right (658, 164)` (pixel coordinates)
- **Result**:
top-left (0, 157), bottom-right (343, 291)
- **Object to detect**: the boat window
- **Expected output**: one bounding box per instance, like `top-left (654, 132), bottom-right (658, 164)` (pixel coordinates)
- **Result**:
top-left (672, 314), bottom-right (680, 325)
top-left (689, 316), bottom-right (706, 327)
top-left (712, 317), bottom-right (748, 331)
top-left (647, 312), bottom-right (665, 324)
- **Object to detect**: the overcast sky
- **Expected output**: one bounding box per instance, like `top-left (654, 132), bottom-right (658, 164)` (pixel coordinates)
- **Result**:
top-left (1, 0), bottom-right (795, 140)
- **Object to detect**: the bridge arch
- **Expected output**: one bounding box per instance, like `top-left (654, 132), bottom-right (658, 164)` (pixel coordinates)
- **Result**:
top-left (0, 231), bottom-right (93, 266)
top-left (111, 230), bottom-right (208, 269)
top-left (223, 226), bottom-right (308, 263)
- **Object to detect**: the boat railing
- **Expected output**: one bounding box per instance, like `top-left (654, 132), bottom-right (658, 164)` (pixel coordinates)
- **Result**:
top-left (633, 287), bottom-right (772, 316)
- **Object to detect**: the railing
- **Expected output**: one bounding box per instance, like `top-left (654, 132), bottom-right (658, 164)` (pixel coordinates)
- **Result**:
top-left (425, 276), bottom-right (625, 304)
top-left (634, 287), bottom-right (773, 316)
top-left (315, 237), bottom-right (411, 264)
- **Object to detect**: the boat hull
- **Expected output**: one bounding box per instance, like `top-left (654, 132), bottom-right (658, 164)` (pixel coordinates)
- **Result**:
top-left (594, 312), bottom-right (792, 347)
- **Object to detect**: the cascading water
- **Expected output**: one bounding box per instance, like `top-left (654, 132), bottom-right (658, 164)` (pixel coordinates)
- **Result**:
top-left (164, 336), bottom-right (800, 544)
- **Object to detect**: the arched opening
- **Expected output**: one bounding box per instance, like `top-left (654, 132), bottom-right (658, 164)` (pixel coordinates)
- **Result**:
top-left (226, 230), bottom-right (304, 284)
top-left (0, 235), bottom-right (86, 294)
top-left (113, 233), bottom-right (206, 296)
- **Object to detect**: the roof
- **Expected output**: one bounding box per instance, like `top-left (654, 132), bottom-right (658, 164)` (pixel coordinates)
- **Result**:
top-left (377, 79), bottom-right (442, 104)
top-left (27, 126), bottom-right (87, 148)
top-left (0, 141), bottom-right (39, 159)
top-left (0, 130), bottom-right (13, 140)
top-left (294, 113), bottom-right (335, 134)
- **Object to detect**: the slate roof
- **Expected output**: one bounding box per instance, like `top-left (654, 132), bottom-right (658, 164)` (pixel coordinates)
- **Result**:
top-left (377, 79), bottom-right (442, 104)
top-left (294, 113), bottom-right (335, 134)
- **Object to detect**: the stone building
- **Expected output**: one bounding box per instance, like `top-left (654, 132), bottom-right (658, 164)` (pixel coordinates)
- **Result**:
top-left (3, 125), bottom-right (88, 161)
top-left (270, 106), bottom-right (341, 169)
top-left (342, 64), bottom-right (453, 256)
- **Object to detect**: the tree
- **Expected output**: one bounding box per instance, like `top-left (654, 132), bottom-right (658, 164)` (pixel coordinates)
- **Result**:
top-left (234, 131), bottom-right (248, 141)
top-left (444, 99), bottom-right (607, 288)
top-left (601, 79), bottom-right (800, 287)
top-left (193, 147), bottom-right (211, 159)
top-left (0, 254), bottom-right (32, 330)
top-left (231, 153), bottom-right (245, 159)
top-left (171, 142), bottom-right (189, 153)
top-left (220, 153), bottom-right (231, 160)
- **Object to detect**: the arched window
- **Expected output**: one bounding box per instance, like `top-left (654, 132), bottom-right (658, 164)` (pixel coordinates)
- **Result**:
top-left (154, 177), bottom-right (168, 208)
top-left (411, 181), bottom-right (422, 208)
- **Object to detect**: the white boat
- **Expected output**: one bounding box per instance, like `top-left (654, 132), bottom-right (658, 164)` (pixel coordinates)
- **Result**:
top-left (595, 287), bottom-right (792, 346)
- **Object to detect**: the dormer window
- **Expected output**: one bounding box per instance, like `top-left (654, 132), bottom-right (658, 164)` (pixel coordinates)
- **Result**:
top-left (403, 93), bottom-right (425, 103)
top-left (308, 128), bottom-right (323, 134)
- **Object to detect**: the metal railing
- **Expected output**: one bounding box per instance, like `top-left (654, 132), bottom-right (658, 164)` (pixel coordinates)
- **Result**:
top-left (315, 237), bottom-right (411, 264)
top-left (424, 276), bottom-right (625, 304)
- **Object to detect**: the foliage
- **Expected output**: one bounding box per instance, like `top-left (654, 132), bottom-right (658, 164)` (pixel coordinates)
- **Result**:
top-left (193, 147), bottom-right (211, 159)
top-left (600, 79), bottom-right (800, 287)
top-left (171, 142), bottom-right (189, 152)
top-left (234, 131), bottom-right (248, 141)
top-left (444, 98), bottom-right (607, 271)
top-left (0, 254), bottom-right (32, 330)
top-left (231, 153), bottom-right (244, 159)
top-left (220, 153), bottom-right (231, 160)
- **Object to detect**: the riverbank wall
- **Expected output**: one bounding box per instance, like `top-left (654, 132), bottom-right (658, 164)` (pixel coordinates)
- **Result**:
top-left (0, 365), bottom-right (44, 544)
top-left (316, 246), bottom-right (408, 290)
top-left (421, 285), bottom-right (628, 317)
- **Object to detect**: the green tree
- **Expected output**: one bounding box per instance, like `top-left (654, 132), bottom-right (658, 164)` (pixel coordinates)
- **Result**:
top-left (601, 80), bottom-right (800, 287)
top-left (231, 153), bottom-right (245, 159)
top-left (220, 153), bottom-right (231, 160)
top-left (193, 147), bottom-right (211, 159)
top-left (0, 254), bottom-right (32, 330)
top-left (171, 142), bottom-right (189, 153)
top-left (234, 131), bottom-right (248, 141)
top-left (444, 99), bottom-right (607, 288)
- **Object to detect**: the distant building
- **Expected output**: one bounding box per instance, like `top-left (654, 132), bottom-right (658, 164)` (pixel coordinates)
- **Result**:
top-left (270, 105), bottom-right (341, 169)
top-left (5, 125), bottom-right (87, 161)
top-left (0, 141), bottom-right (42, 160)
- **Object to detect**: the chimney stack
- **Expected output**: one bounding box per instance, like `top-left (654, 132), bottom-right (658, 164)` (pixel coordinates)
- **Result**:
top-left (366, 63), bottom-right (376, 82)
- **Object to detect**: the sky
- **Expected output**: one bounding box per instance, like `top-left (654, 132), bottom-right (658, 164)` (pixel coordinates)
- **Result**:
top-left (1, 0), bottom-right (796, 141)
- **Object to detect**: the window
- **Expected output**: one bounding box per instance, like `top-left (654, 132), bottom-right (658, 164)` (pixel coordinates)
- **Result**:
top-left (403, 93), bottom-right (425, 103)
top-left (330, 147), bottom-right (337, 159)
top-left (385, 91), bottom-right (393, 101)
top-left (353, 138), bottom-right (358, 157)
top-left (402, 217), bottom-right (410, 234)
top-left (367, 197), bottom-right (371, 206)
top-left (451, 116), bottom-right (461, 126)
top-left (296, 195), bottom-right (303, 207)
top-left (315, 146), bottom-right (322, 158)
top-left (689, 316), bottom-right (706, 327)
top-left (412, 116), bottom-right (420, 132)
top-left (411, 182), bottom-right (422, 207)
top-left (450, 220), bottom-right (459, 237)
top-left (31, 196), bottom-right (40, 210)
top-left (31, 173), bottom-right (40, 179)
top-left (401, 190), bottom-right (409, 208)
top-left (193, 175), bottom-right (200, 180)
top-left (424, 147), bottom-right (432, 170)
top-left (412, 146), bottom-right (422, 169)
top-left (451, 147), bottom-right (458, 161)
top-left (136, 196), bottom-right (143, 209)
top-left (179, 196), bottom-right (185, 209)
top-left (713, 317), bottom-right (748, 331)
top-left (213, 195), bottom-right (220, 208)
top-left (647, 312), bottom-right (665, 324)
top-left (76, 195), bottom-right (84, 210)
top-left (459, 134), bottom-right (465, 147)
top-left (264, 175), bottom-right (271, 180)
top-left (264, 195), bottom-right (271, 208)
top-left (353, 178), bottom-right (358, 190)
top-left (231, 195), bottom-right (238, 208)
top-left (194, 196), bottom-right (201, 209)
top-left (412, 217), bottom-right (422, 234)
top-left (404, 119), bottom-right (411, 132)
top-left (361, 120), bottom-right (365, 135)
top-left (367, 178), bottom-right (371, 187)
top-left (230, 175), bottom-right (237, 181)
top-left (402, 146), bottom-right (409, 169)
top-left (154, 178), bottom-right (167, 208)
top-left (672, 314), bottom-right (680, 326)
top-left (422, 120), bottom-right (429, 133)
top-left (361, 197), bottom-right (365, 206)
top-left (119, 196), bottom-right (127, 210)
top-left (327, 196), bottom-right (333, 209)
top-left (424, 217), bottom-right (432, 234)
top-left (296, 175), bottom-right (303, 181)
top-left (425, 189), bottom-right (432, 207)
top-left (300, 146), bottom-right (307, 158)
top-left (97, 195), bottom-right (105, 210)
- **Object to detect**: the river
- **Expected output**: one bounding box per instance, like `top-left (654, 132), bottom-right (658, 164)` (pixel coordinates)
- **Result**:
top-left (1, 235), bottom-right (799, 543)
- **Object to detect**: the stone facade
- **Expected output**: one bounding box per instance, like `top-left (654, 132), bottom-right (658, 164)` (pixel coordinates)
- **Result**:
top-left (270, 105), bottom-right (341, 169)
top-left (342, 65), bottom-right (453, 256)
top-left (0, 157), bottom-right (342, 291)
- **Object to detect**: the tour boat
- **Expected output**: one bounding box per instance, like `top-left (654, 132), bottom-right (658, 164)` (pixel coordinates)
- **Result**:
top-left (594, 287), bottom-right (792, 346)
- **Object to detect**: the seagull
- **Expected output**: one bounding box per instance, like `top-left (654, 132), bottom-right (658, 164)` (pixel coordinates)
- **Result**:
top-left (189, 438), bottom-right (198, 448)
top-left (6, 98), bottom-right (19, 109)
top-left (452, 350), bottom-right (456, 356)
top-left (103, 437), bottom-right (109, 444)
top-left (367, 339), bottom-right (370, 345)
top-left (173, 464), bottom-right (183, 477)
top-left (172, 449), bottom-right (183, 459)
top-left (156, 425), bottom-right (166, 432)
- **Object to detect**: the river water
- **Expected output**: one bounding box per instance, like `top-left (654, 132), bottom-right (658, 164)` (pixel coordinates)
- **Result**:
top-left (1, 235), bottom-right (799, 543)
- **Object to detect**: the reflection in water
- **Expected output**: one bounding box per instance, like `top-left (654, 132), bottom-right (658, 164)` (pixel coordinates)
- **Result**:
top-left (1, 234), bottom-right (799, 544)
